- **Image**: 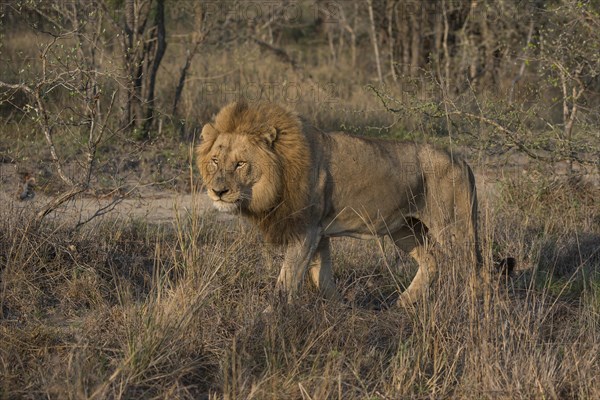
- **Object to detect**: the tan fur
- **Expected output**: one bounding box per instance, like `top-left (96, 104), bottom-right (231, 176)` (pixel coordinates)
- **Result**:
top-left (197, 101), bottom-right (482, 306)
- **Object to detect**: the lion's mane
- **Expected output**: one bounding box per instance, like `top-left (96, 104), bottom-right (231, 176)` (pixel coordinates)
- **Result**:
top-left (197, 101), bottom-right (312, 244)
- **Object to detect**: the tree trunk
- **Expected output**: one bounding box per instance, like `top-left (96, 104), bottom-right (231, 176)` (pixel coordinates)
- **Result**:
top-left (339, 2), bottom-right (357, 69)
top-left (119, 0), bottom-right (165, 138)
top-left (142, 0), bottom-right (167, 135)
top-left (441, 0), bottom-right (451, 93)
top-left (409, 6), bottom-right (421, 77)
top-left (367, 0), bottom-right (383, 82)
top-left (172, 5), bottom-right (207, 116)
top-left (433, 3), bottom-right (443, 84)
top-left (172, 50), bottom-right (194, 117)
top-left (387, 0), bottom-right (397, 82)
top-left (395, 5), bottom-right (409, 76)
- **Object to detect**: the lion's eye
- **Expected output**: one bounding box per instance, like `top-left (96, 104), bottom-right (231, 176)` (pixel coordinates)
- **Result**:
top-left (235, 161), bottom-right (246, 170)
top-left (211, 157), bottom-right (218, 166)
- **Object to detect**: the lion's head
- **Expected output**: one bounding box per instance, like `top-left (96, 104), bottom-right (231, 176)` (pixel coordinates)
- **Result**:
top-left (196, 101), bottom-right (311, 244)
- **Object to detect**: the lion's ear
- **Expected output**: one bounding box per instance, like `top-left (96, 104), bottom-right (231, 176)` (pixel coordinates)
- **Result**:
top-left (262, 126), bottom-right (278, 147)
top-left (201, 123), bottom-right (218, 143)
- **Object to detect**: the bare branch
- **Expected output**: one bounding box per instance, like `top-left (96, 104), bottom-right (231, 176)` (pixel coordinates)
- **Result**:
top-left (0, 79), bottom-right (74, 186)
top-left (35, 185), bottom-right (87, 226)
top-left (0, 81), bottom-right (34, 95)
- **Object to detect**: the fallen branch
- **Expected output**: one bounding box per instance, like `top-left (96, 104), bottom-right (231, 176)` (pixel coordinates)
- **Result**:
top-left (35, 185), bottom-right (87, 226)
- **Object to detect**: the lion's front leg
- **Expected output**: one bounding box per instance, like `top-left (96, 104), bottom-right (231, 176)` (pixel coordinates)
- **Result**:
top-left (308, 237), bottom-right (341, 301)
top-left (275, 228), bottom-right (321, 303)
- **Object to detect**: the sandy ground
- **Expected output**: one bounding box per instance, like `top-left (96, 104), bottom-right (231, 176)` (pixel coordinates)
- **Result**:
top-left (0, 150), bottom-right (596, 227)
top-left (0, 183), bottom-right (222, 227)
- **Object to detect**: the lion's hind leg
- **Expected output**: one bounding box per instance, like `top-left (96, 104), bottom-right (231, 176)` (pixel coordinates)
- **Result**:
top-left (391, 221), bottom-right (438, 307)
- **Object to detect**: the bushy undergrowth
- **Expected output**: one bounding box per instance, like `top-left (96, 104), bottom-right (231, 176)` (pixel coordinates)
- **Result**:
top-left (1, 175), bottom-right (599, 399)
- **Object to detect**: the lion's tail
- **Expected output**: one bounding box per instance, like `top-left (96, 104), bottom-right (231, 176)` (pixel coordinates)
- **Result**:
top-left (461, 160), bottom-right (483, 268)
top-left (463, 161), bottom-right (517, 276)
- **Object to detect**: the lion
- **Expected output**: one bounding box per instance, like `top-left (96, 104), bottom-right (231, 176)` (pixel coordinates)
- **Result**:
top-left (197, 101), bottom-right (484, 306)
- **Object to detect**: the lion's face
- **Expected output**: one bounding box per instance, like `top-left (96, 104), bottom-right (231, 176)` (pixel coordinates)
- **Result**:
top-left (196, 101), bottom-right (310, 244)
top-left (199, 131), bottom-right (282, 214)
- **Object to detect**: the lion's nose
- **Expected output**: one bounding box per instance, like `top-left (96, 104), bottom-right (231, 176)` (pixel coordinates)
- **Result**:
top-left (212, 188), bottom-right (229, 198)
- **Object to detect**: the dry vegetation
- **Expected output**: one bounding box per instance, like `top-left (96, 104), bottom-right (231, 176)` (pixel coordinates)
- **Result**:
top-left (1, 0), bottom-right (599, 399)
top-left (1, 171), bottom-right (599, 399)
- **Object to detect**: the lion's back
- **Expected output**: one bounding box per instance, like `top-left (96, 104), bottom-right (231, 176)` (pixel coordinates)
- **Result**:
top-left (318, 133), bottom-right (476, 236)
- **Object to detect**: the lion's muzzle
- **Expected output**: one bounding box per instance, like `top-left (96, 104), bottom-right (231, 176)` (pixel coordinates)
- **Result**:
top-left (211, 187), bottom-right (229, 198)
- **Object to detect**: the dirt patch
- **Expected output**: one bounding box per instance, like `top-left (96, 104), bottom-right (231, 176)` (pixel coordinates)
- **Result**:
top-left (0, 184), bottom-right (222, 226)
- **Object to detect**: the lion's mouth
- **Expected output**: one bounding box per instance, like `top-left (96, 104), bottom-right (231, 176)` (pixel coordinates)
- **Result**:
top-left (212, 199), bottom-right (240, 213)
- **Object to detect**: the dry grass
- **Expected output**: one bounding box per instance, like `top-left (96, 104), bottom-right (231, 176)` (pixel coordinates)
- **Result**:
top-left (2, 8), bottom-right (599, 399)
top-left (1, 27), bottom-right (599, 400)
top-left (1, 166), bottom-right (598, 399)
